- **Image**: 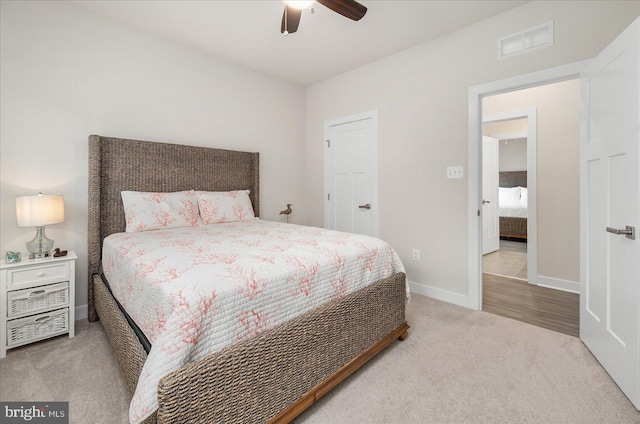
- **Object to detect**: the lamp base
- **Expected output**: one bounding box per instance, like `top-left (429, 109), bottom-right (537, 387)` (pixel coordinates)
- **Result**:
top-left (26, 226), bottom-right (54, 259)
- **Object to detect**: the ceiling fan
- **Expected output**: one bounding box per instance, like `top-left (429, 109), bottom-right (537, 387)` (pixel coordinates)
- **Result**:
top-left (281, 0), bottom-right (367, 35)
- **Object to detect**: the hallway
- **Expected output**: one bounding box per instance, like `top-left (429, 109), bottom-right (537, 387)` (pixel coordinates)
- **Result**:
top-left (482, 240), bottom-right (527, 280)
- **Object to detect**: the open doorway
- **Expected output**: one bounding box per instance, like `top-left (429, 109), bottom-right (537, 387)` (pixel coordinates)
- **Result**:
top-left (483, 131), bottom-right (528, 281)
top-left (474, 78), bottom-right (581, 337)
top-left (480, 80), bottom-right (580, 290)
top-left (481, 109), bottom-right (536, 284)
top-left (468, 61), bottom-right (588, 312)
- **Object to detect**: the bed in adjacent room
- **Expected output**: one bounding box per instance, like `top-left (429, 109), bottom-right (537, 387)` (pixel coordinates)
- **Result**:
top-left (87, 135), bottom-right (409, 424)
top-left (498, 171), bottom-right (527, 241)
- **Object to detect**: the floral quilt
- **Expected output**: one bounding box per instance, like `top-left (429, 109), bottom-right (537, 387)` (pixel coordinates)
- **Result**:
top-left (102, 219), bottom-right (405, 423)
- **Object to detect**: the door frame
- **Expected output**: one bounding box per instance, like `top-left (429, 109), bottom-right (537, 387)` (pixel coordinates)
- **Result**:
top-left (323, 109), bottom-right (379, 236)
top-left (467, 60), bottom-right (589, 310)
top-left (483, 108), bottom-right (538, 285)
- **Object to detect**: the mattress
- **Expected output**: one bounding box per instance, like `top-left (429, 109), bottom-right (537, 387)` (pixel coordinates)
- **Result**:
top-left (102, 219), bottom-right (406, 423)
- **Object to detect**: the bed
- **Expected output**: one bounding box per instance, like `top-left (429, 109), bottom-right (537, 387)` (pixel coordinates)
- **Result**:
top-left (87, 135), bottom-right (409, 424)
top-left (498, 171), bottom-right (527, 241)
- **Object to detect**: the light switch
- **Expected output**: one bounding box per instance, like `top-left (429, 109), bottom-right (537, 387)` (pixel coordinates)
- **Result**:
top-left (447, 166), bottom-right (464, 179)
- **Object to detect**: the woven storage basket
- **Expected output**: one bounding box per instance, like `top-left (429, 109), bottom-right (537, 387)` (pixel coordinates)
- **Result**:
top-left (7, 282), bottom-right (69, 317)
top-left (7, 308), bottom-right (68, 347)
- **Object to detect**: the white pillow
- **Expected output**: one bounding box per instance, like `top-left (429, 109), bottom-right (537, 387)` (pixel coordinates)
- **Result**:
top-left (197, 190), bottom-right (255, 224)
top-left (121, 190), bottom-right (202, 233)
top-left (499, 187), bottom-right (521, 202)
top-left (519, 187), bottom-right (528, 202)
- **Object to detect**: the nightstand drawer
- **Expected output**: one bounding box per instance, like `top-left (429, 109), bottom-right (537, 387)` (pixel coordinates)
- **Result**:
top-left (6, 308), bottom-right (69, 348)
top-left (7, 282), bottom-right (69, 318)
top-left (6, 262), bottom-right (70, 290)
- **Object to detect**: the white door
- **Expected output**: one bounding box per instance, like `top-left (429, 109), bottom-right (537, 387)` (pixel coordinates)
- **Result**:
top-left (324, 111), bottom-right (378, 237)
top-left (580, 17), bottom-right (639, 410)
top-left (482, 136), bottom-right (500, 255)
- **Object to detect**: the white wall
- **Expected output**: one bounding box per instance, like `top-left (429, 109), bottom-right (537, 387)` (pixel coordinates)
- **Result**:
top-left (0, 1), bottom-right (307, 314)
top-left (499, 140), bottom-right (527, 172)
top-left (483, 118), bottom-right (528, 172)
top-left (305, 1), bottom-right (638, 299)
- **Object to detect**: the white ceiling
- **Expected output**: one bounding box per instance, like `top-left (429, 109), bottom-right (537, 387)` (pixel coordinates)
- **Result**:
top-left (70, 0), bottom-right (529, 86)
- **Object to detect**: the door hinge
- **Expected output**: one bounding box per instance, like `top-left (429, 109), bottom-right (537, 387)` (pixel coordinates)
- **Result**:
top-left (477, 209), bottom-right (480, 217)
top-left (328, 193), bottom-right (331, 201)
top-left (326, 139), bottom-right (330, 148)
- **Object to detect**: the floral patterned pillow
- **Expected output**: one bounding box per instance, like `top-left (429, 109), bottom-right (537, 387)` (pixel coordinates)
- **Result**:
top-left (121, 190), bottom-right (202, 232)
top-left (196, 190), bottom-right (255, 224)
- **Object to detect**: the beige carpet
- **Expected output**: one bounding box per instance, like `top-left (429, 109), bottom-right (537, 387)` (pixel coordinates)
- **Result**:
top-left (1, 295), bottom-right (638, 424)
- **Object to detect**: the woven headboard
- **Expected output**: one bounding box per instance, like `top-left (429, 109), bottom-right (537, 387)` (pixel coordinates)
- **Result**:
top-left (87, 135), bottom-right (259, 320)
top-left (499, 171), bottom-right (527, 188)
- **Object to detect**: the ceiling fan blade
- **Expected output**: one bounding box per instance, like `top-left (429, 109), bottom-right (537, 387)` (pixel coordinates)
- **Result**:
top-left (281, 4), bottom-right (302, 34)
top-left (317, 0), bottom-right (367, 21)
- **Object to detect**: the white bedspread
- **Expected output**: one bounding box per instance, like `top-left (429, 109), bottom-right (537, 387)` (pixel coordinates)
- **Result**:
top-left (499, 200), bottom-right (528, 218)
top-left (498, 186), bottom-right (528, 218)
top-left (102, 220), bottom-right (406, 423)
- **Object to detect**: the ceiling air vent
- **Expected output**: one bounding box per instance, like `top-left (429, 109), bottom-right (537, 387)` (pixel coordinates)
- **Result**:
top-left (497, 21), bottom-right (554, 59)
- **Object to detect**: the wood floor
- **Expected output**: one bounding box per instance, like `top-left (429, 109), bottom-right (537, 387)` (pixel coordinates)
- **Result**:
top-left (483, 272), bottom-right (579, 337)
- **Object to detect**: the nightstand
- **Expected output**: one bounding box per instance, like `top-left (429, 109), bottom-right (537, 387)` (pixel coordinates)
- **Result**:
top-left (0, 251), bottom-right (77, 358)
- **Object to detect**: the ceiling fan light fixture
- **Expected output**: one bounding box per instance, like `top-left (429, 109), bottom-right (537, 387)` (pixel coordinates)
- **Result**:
top-left (285, 1), bottom-right (315, 10)
top-left (280, 0), bottom-right (366, 35)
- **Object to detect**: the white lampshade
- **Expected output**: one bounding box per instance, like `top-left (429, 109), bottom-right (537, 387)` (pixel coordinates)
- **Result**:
top-left (16, 194), bottom-right (65, 227)
top-left (285, 1), bottom-right (314, 10)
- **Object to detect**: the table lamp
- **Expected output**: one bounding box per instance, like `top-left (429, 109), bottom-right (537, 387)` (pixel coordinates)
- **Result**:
top-left (16, 193), bottom-right (65, 259)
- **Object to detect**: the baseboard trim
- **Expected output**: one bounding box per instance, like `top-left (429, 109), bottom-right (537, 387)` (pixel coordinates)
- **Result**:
top-left (75, 304), bottom-right (88, 320)
top-left (408, 281), bottom-right (469, 308)
top-left (537, 275), bottom-right (580, 294)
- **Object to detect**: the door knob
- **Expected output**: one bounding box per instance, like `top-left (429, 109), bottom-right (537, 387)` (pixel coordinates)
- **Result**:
top-left (606, 225), bottom-right (635, 240)
top-left (358, 204), bottom-right (371, 210)
top-left (482, 199), bottom-right (491, 204)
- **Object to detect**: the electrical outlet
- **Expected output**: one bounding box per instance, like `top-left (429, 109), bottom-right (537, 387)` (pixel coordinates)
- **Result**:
top-left (412, 248), bottom-right (421, 261)
top-left (447, 166), bottom-right (464, 179)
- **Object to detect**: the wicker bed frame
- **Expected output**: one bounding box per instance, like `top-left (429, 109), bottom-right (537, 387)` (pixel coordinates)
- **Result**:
top-left (499, 171), bottom-right (527, 241)
top-left (87, 135), bottom-right (409, 423)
